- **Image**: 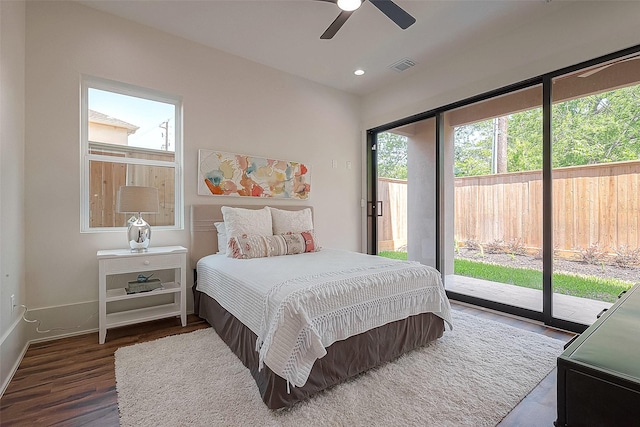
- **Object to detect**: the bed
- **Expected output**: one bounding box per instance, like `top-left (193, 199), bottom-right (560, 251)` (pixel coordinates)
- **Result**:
top-left (190, 204), bottom-right (452, 409)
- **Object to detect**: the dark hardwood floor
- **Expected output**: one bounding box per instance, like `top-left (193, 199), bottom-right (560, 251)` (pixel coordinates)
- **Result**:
top-left (454, 303), bottom-right (574, 427)
top-left (0, 315), bottom-right (209, 426)
top-left (0, 304), bottom-right (573, 426)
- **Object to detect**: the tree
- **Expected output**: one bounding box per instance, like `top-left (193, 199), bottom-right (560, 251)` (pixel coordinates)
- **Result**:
top-left (495, 116), bottom-right (508, 173)
top-left (453, 120), bottom-right (493, 177)
top-left (455, 84), bottom-right (640, 176)
top-left (377, 132), bottom-right (408, 179)
top-left (507, 108), bottom-right (543, 172)
top-left (382, 84), bottom-right (640, 180)
top-left (550, 86), bottom-right (640, 167)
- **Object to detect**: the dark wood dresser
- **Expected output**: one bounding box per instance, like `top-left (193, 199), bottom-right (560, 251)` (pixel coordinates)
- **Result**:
top-left (556, 284), bottom-right (640, 426)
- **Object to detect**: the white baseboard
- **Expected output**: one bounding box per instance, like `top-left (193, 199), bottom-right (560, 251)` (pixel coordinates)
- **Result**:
top-left (0, 300), bottom-right (99, 398)
top-left (24, 300), bottom-right (99, 343)
top-left (0, 316), bottom-right (29, 397)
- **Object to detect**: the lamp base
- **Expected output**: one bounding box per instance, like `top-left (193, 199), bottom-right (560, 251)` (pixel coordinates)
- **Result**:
top-left (127, 216), bottom-right (152, 252)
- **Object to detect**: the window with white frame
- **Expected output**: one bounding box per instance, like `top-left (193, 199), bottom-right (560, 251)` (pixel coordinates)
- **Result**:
top-left (81, 76), bottom-right (183, 231)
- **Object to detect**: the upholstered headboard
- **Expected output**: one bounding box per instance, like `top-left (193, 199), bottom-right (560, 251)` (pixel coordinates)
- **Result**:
top-left (189, 204), bottom-right (313, 268)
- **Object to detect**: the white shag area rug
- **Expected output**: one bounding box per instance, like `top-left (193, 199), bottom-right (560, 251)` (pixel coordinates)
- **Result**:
top-left (115, 310), bottom-right (564, 427)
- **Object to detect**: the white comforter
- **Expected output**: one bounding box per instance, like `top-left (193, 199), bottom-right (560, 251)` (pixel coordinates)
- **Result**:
top-left (197, 249), bottom-right (452, 388)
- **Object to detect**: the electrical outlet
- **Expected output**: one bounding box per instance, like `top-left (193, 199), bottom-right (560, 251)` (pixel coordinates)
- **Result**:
top-left (11, 294), bottom-right (16, 313)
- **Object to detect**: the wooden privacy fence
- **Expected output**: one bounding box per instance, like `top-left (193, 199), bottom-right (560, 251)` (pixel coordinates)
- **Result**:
top-left (454, 170), bottom-right (543, 251)
top-left (377, 177), bottom-right (408, 251)
top-left (89, 145), bottom-right (175, 228)
top-left (456, 160), bottom-right (640, 254)
top-left (379, 159), bottom-right (640, 255)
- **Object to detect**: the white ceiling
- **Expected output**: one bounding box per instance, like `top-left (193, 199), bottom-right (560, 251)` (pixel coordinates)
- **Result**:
top-left (78, 0), bottom-right (557, 96)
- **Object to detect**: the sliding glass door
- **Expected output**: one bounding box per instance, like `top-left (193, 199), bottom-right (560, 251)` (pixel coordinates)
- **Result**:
top-left (367, 47), bottom-right (640, 331)
top-left (371, 118), bottom-right (437, 267)
top-left (550, 54), bottom-right (640, 325)
top-left (443, 86), bottom-right (544, 313)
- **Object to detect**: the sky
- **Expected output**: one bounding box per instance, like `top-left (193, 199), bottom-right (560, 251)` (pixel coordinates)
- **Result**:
top-left (89, 88), bottom-right (175, 151)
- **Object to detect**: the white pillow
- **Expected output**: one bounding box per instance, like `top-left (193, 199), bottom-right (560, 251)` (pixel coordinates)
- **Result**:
top-left (269, 207), bottom-right (313, 235)
top-left (221, 207), bottom-right (273, 255)
top-left (213, 221), bottom-right (227, 254)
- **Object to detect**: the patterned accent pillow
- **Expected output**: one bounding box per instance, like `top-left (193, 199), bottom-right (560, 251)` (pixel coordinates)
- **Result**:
top-left (221, 206), bottom-right (272, 257)
top-left (268, 207), bottom-right (313, 235)
top-left (229, 231), bottom-right (319, 259)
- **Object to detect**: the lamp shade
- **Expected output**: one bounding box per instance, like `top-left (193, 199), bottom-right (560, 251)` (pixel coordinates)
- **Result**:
top-left (117, 186), bottom-right (159, 214)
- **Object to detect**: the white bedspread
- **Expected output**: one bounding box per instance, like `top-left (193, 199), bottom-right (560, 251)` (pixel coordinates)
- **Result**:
top-left (197, 249), bottom-right (452, 388)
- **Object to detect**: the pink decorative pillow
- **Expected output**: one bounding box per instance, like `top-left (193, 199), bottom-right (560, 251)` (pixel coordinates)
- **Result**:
top-left (229, 231), bottom-right (319, 259)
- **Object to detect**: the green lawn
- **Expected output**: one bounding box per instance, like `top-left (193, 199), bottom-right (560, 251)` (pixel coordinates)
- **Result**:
top-left (379, 251), bottom-right (408, 260)
top-left (378, 251), bottom-right (632, 303)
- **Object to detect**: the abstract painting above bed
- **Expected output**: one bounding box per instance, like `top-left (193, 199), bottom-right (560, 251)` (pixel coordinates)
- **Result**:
top-left (198, 150), bottom-right (311, 199)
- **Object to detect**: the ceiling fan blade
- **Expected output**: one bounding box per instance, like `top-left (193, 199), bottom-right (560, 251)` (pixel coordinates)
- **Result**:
top-left (578, 56), bottom-right (640, 78)
top-left (321, 10), bottom-right (354, 39)
top-left (369, 0), bottom-right (415, 29)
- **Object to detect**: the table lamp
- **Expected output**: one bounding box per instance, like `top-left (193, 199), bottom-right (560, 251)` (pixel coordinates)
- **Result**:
top-left (117, 186), bottom-right (159, 252)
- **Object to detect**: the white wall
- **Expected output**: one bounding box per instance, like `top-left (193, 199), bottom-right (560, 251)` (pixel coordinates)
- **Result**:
top-left (23, 1), bottom-right (361, 341)
top-left (0, 0), bottom-right (28, 394)
top-left (362, 1), bottom-right (640, 129)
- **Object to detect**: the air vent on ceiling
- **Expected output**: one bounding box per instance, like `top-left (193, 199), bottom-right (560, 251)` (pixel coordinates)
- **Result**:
top-left (389, 58), bottom-right (416, 72)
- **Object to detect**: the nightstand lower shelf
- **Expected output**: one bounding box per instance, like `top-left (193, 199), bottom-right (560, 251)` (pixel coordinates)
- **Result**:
top-left (106, 282), bottom-right (181, 301)
top-left (105, 303), bottom-right (182, 329)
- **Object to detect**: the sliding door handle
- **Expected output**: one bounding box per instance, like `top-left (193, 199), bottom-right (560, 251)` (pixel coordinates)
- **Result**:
top-left (368, 201), bottom-right (383, 217)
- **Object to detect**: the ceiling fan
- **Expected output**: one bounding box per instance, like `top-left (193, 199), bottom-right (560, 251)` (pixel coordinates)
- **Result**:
top-left (578, 55), bottom-right (640, 78)
top-left (316, 0), bottom-right (416, 40)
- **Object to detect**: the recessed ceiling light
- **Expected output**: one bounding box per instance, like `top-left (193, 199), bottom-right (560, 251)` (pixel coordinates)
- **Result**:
top-left (354, 69), bottom-right (365, 76)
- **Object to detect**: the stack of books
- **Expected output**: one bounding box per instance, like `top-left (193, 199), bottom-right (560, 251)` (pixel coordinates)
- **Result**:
top-left (126, 278), bottom-right (163, 294)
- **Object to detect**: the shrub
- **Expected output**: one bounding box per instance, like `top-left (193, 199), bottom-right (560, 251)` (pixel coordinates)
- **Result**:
top-left (484, 239), bottom-right (505, 254)
top-left (464, 239), bottom-right (481, 251)
top-left (506, 238), bottom-right (527, 256)
top-left (612, 245), bottom-right (640, 268)
top-left (533, 248), bottom-right (543, 260)
top-left (579, 243), bottom-right (608, 265)
top-left (533, 245), bottom-right (558, 260)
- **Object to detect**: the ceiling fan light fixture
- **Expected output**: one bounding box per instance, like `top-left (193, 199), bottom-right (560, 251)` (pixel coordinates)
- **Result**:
top-left (337, 0), bottom-right (362, 12)
top-left (319, 0), bottom-right (415, 39)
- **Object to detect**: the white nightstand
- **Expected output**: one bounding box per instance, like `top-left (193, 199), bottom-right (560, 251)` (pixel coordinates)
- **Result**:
top-left (97, 245), bottom-right (187, 344)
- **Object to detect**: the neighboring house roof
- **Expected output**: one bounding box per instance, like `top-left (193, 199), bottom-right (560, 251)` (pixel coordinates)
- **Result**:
top-left (89, 109), bottom-right (139, 134)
